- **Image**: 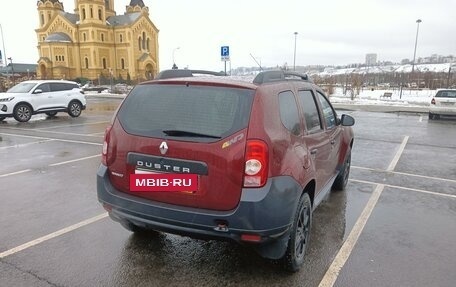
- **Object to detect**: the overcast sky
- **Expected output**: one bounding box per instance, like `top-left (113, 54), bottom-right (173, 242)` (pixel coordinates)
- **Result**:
top-left (0, 0), bottom-right (454, 71)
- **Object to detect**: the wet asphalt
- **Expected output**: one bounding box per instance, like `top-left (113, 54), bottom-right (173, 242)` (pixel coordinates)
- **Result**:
top-left (0, 98), bottom-right (455, 287)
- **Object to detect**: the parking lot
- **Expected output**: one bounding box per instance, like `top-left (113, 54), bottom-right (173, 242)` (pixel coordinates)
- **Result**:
top-left (1, 98), bottom-right (455, 287)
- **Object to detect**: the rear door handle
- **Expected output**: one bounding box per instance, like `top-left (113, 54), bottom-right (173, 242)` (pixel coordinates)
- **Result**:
top-left (331, 140), bottom-right (336, 145)
top-left (310, 149), bottom-right (318, 155)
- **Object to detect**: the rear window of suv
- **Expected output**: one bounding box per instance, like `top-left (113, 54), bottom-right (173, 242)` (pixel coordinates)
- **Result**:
top-left (117, 84), bottom-right (255, 141)
top-left (436, 91), bottom-right (456, 98)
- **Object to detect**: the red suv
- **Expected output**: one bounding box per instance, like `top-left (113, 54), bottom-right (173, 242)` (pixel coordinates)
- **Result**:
top-left (97, 70), bottom-right (355, 271)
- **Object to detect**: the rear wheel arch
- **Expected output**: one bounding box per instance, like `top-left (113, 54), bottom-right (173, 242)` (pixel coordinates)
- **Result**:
top-left (281, 185), bottom-right (313, 271)
top-left (68, 100), bottom-right (83, 117)
top-left (302, 180), bottom-right (316, 207)
top-left (69, 99), bottom-right (83, 107)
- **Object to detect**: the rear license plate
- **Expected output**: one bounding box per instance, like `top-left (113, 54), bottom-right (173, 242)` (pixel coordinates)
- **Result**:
top-left (130, 172), bottom-right (198, 193)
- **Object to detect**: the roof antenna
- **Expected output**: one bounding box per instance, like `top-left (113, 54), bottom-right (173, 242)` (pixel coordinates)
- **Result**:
top-left (250, 53), bottom-right (263, 71)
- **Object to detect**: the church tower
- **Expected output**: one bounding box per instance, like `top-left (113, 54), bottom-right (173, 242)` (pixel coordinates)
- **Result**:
top-left (126, 0), bottom-right (148, 14)
top-left (37, 0), bottom-right (64, 28)
top-left (76, 0), bottom-right (116, 24)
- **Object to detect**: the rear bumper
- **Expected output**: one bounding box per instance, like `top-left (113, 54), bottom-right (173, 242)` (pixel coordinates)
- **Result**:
top-left (97, 165), bottom-right (302, 255)
top-left (429, 106), bottom-right (456, 115)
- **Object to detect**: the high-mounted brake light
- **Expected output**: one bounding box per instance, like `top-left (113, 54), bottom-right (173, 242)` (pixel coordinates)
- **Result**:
top-left (101, 125), bottom-right (112, 166)
top-left (243, 140), bottom-right (269, 187)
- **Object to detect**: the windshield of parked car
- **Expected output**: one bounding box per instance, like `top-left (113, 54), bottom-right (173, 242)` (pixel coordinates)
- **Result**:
top-left (117, 84), bottom-right (254, 141)
top-left (436, 91), bottom-right (456, 98)
top-left (7, 82), bottom-right (37, 93)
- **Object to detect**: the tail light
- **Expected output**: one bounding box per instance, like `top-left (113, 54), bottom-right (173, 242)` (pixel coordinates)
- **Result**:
top-left (243, 140), bottom-right (269, 187)
top-left (101, 125), bottom-right (112, 166)
top-left (431, 98), bottom-right (436, 105)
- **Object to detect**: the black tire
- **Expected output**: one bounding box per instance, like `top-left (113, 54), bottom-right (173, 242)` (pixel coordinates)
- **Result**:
top-left (333, 150), bottom-right (351, 191)
top-left (0, 116), bottom-right (5, 121)
top-left (68, 101), bottom-right (82, 117)
top-left (13, 103), bottom-right (33, 122)
top-left (282, 193), bottom-right (312, 272)
top-left (45, 111), bottom-right (58, 117)
top-left (428, 112), bottom-right (435, 120)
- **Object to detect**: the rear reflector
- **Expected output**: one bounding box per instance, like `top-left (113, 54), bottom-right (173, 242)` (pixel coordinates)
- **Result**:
top-left (241, 234), bottom-right (261, 242)
top-left (102, 203), bottom-right (112, 212)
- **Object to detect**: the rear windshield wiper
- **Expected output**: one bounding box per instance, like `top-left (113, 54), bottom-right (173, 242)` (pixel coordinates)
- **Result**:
top-left (162, 129), bottom-right (221, 139)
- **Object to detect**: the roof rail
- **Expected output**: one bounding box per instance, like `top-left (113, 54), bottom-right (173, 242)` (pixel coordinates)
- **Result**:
top-left (253, 70), bottom-right (312, 84)
top-left (155, 69), bottom-right (225, 80)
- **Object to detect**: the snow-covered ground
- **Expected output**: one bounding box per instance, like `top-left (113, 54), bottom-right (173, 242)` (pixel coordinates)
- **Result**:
top-left (329, 88), bottom-right (434, 107)
top-left (319, 63), bottom-right (454, 76)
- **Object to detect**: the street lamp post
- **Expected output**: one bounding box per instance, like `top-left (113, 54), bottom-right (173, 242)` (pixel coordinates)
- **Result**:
top-left (0, 23), bottom-right (6, 68)
top-left (411, 19), bottom-right (422, 74)
top-left (8, 57), bottom-right (14, 86)
top-left (109, 68), bottom-right (113, 93)
top-left (293, 32), bottom-right (298, 71)
top-left (172, 47), bottom-right (180, 69)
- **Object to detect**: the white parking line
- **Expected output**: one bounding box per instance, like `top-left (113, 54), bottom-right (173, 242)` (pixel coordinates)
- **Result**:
top-left (0, 213), bottom-right (108, 259)
top-left (387, 135), bottom-right (409, 171)
top-left (0, 169), bottom-right (32, 178)
top-left (0, 133), bottom-right (49, 140)
top-left (49, 154), bottom-right (100, 166)
top-left (352, 165), bottom-right (456, 184)
top-left (0, 132), bottom-right (102, 146)
top-left (87, 132), bottom-right (105, 136)
top-left (350, 179), bottom-right (456, 200)
top-left (0, 154), bottom-right (100, 178)
top-left (0, 139), bottom-right (55, 150)
top-left (37, 121), bottom-right (110, 130)
top-left (318, 184), bottom-right (384, 287)
top-left (319, 134), bottom-right (409, 287)
top-left (0, 127), bottom-right (102, 137)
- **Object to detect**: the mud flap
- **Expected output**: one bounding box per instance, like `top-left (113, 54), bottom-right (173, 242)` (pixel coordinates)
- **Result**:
top-left (253, 231), bottom-right (291, 260)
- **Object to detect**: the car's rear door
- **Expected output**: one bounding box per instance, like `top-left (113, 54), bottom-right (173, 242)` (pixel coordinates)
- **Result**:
top-left (296, 89), bottom-right (332, 193)
top-left (49, 82), bottom-right (74, 108)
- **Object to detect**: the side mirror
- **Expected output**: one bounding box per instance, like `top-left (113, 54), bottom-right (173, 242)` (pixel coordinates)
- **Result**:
top-left (340, 114), bottom-right (355, 126)
top-left (34, 89), bottom-right (43, 94)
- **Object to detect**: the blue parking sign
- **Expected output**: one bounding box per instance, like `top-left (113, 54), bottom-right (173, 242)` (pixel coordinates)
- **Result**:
top-left (221, 46), bottom-right (230, 61)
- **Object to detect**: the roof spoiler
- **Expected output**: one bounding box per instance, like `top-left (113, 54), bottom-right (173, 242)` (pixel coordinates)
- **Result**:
top-left (253, 70), bottom-right (312, 84)
top-left (155, 69), bottom-right (225, 80)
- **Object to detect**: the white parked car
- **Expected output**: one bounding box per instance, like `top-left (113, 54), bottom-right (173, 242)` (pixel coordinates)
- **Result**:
top-left (429, 89), bottom-right (456, 120)
top-left (0, 80), bottom-right (86, 122)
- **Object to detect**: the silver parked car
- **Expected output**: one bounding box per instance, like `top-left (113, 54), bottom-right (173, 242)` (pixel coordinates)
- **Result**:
top-left (429, 89), bottom-right (456, 120)
top-left (0, 80), bottom-right (86, 122)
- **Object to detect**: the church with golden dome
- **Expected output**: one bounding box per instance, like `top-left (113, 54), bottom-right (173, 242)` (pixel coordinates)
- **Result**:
top-left (35, 0), bottom-right (159, 82)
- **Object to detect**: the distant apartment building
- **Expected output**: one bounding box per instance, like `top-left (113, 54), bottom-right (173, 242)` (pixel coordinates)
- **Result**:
top-left (417, 54), bottom-right (455, 64)
top-left (365, 53), bottom-right (377, 66)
